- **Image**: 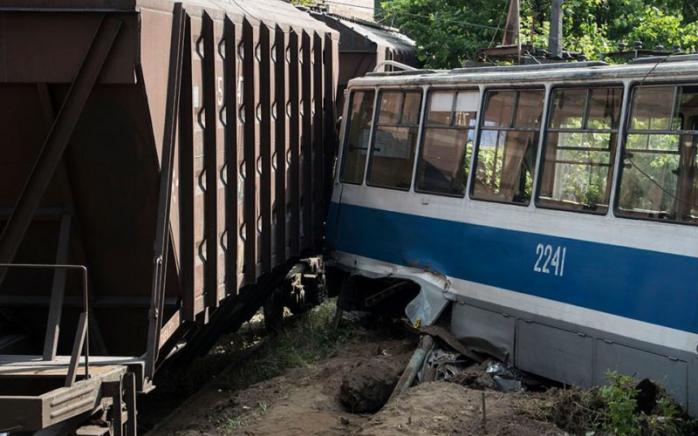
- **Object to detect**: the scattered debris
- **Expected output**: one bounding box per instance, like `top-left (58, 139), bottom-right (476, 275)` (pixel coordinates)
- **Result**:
top-left (419, 324), bottom-right (511, 363)
top-left (419, 348), bottom-right (465, 382)
top-left (485, 360), bottom-right (524, 393)
top-left (387, 335), bottom-right (434, 403)
top-left (145, 304), bottom-right (698, 436)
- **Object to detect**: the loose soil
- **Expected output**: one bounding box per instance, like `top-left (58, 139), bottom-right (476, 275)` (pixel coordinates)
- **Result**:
top-left (148, 325), bottom-right (564, 435)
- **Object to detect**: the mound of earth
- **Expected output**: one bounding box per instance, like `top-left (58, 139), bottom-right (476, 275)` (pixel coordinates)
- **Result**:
top-left (147, 325), bottom-right (567, 436)
top-left (359, 382), bottom-right (564, 436)
top-left (339, 356), bottom-right (407, 413)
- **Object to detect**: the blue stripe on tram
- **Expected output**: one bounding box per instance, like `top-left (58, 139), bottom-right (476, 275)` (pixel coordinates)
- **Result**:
top-left (327, 202), bottom-right (698, 334)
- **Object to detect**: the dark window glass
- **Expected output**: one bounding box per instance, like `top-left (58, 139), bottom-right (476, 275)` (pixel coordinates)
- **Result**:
top-left (618, 85), bottom-right (698, 224)
top-left (515, 90), bottom-right (545, 128)
top-left (471, 89), bottom-right (544, 204)
top-left (483, 91), bottom-right (515, 128)
top-left (339, 90), bottom-right (375, 184)
top-left (402, 92), bottom-right (423, 125)
top-left (426, 91), bottom-right (454, 125)
top-left (549, 88), bottom-right (586, 129)
top-left (629, 86), bottom-right (674, 131)
top-left (537, 87), bottom-right (623, 213)
top-left (378, 91), bottom-right (402, 124)
top-left (367, 90), bottom-right (423, 190)
top-left (416, 90), bottom-right (479, 196)
top-left (588, 87), bottom-right (623, 130)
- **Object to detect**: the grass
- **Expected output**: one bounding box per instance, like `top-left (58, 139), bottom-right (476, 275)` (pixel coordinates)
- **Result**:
top-left (204, 299), bottom-right (358, 433)
top-left (140, 298), bottom-right (358, 433)
top-left (214, 298), bottom-right (357, 392)
top-left (219, 416), bottom-right (242, 432)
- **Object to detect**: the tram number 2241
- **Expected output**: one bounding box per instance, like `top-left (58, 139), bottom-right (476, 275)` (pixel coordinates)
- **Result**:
top-left (534, 244), bottom-right (567, 277)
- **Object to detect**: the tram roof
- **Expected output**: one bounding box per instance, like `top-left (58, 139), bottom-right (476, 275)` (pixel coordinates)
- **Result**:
top-left (349, 56), bottom-right (698, 87)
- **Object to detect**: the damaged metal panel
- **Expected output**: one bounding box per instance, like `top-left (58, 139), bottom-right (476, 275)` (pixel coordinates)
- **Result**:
top-left (450, 302), bottom-right (516, 365)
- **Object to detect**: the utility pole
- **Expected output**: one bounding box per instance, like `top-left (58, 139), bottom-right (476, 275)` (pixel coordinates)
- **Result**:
top-left (502, 0), bottom-right (521, 62)
top-left (549, 0), bottom-right (564, 58)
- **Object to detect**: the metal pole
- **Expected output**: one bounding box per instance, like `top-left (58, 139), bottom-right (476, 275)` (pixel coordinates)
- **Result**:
top-left (550, 0), bottom-right (564, 59)
top-left (144, 2), bottom-right (186, 380)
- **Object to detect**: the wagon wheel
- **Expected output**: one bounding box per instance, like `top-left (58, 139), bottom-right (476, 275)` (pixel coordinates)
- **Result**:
top-left (306, 268), bottom-right (327, 307)
top-left (287, 269), bottom-right (327, 315)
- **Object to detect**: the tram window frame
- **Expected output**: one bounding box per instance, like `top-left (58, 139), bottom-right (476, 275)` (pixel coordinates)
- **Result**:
top-left (469, 87), bottom-right (545, 206)
top-left (535, 85), bottom-right (624, 215)
top-left (414, 88), bottom-right (480, 197)
top-left (338, 89), bottom-right (376, 185)
top-left (614, 83), bottom-right (698, 226)
top-left (366, 89), bottom-right (424, 191)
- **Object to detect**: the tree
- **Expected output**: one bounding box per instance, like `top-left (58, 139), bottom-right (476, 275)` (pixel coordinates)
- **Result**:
top-left (380, 0), bottom-right (507, 68)
top-left (381, 0), bottom-right (698, 69)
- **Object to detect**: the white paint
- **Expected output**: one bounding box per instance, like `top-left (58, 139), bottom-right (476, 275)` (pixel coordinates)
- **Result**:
top-left (534, 244), bottom-right (566, 277)
top-left (336, 183), bottom-right (698, 258)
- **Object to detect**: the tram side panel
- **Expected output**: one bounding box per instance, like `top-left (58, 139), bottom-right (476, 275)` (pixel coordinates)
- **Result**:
top-left (329, 77), bottom-right (698, 413)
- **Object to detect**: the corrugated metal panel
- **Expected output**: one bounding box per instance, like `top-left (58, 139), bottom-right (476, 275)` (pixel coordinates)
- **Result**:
top-left (0, 0), bottom-right (338, 374)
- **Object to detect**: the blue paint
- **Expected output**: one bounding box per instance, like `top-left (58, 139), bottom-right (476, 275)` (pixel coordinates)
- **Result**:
top-left (327, 202), bottom-right (698, 334)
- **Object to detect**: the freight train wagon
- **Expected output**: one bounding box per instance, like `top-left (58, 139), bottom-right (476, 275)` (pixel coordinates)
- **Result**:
top-left (327, 58), bottom-right (698, 413)
top-left (0, 0), bottom-right (338, 434)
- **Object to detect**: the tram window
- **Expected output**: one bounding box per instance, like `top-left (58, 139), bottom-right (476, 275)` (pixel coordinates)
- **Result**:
top-left (366, 90), bottom-right (423, 190)
top-left (483, 91), bottom-right (515, 128)
top-left (537, 86), bottom-right (623, 213)
top-left (471, 89), bottom-right (544, 205)
top-left (339, 90), bottom-right (375, 184)
top-left (617, 85), bottom-right (698, 224)
top-left (515, 90), bottom-right (545, 128)
top-left (416, 90), bottom-right (479, 196)
top-left (629, 86), bottom-right (674, 130)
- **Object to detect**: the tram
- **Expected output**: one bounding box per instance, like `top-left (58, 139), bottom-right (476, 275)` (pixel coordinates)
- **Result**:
top-left (326, 57), bottom-right (698, 412)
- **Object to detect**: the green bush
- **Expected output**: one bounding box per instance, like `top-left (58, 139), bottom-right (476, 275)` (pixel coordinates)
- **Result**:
top-left (600, 372), bottom-right (640, 435)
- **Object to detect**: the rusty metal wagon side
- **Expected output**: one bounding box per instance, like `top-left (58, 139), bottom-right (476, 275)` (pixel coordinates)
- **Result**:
top-left (0, 0), bottom-right (338, 433)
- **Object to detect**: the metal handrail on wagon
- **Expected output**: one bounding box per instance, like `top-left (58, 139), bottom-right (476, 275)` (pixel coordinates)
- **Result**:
top-left (0, 263), bottom-right (90, 387)
top-left (373, 60), bottom-right (418, 72)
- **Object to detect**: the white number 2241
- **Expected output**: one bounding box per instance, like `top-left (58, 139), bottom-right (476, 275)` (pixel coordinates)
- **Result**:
top-left (534, 244), bottom-right (567, 277)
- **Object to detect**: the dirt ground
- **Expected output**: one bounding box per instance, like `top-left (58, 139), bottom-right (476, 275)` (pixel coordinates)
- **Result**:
top-left (148, 330), bottom-right (564, 435)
